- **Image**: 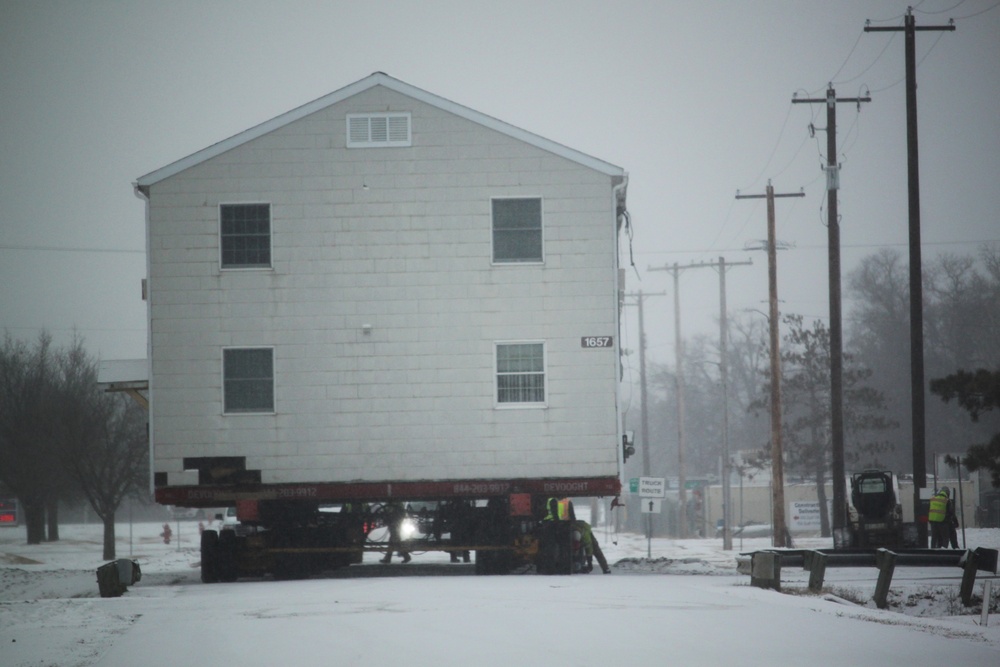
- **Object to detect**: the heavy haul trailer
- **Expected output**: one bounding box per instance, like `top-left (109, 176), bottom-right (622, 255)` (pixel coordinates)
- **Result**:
top-left (162, 477), bottom-right (619, 580)
top-left (134, 73), bottom-right (629, 580)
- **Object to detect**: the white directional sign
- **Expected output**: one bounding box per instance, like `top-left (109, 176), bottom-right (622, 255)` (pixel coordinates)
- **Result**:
top-left (638, 477), bottom-right (666, 498)
top-left (640, 499), bottom-right (662, 514)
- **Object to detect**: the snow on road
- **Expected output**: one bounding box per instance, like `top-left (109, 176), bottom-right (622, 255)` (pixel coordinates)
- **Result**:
top-left (1, 521), bottom-right (998, 666)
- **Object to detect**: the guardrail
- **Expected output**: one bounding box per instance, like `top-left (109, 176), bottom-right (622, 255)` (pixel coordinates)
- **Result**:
top-left (742, 547), bottom-right (998, 610)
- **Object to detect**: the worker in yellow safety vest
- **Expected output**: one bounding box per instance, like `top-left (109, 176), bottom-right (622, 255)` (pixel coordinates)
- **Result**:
top-left (543, 498), bottom-right (574, 522)
top-left (928, 487), bottom-right (950, 548)
top-left (574, 520), bottom-right (611, 574)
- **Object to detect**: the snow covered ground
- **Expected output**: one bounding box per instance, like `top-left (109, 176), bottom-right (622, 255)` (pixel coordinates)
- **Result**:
top-left (1, 519), bottom-right (998, 666)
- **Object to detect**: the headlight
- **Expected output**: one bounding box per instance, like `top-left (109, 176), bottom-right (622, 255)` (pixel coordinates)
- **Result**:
top-left (400, 518), bottom-right (418, 540)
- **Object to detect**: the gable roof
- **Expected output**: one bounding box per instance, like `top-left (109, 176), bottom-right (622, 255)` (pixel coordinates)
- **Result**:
top-left (135, 72), bottom-right (624, 189)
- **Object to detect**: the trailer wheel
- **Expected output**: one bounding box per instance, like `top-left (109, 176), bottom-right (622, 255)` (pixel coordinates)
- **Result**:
top-left (217, 529), bottom-right (238, 582)
top-left (535, 521), bottom-right (572, 574)
top-left (200, 529), bottom-right (219, 584)
top-left (474, 550), bottom-right (493, 575)
top-left (270, 531), bottom-right (308, 580)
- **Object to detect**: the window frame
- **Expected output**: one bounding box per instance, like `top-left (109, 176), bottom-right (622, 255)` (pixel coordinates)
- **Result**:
top-left (219, 202), bottom-right (273, 270)
top-left (494, 341), bottom-right (547, 408)
top-left (346, 112), bottom-right (412, 148)
top-left (490, 197), bottom-right (544, 265)
top-left (222, 347), bottom-right (275, 415)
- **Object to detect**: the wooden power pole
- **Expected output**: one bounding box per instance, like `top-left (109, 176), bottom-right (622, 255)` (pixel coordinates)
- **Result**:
top-left (792, 85), bottom-right (870, 540)
top-left (736, 182), bottom-right (804, 548)
top-left (715, 256), bottom-right (752, 551)
top-left (624, 291), bottom-right (666, 478)
top-left (865, 8), bottom-right (955, 548)
top-left (648, 261), bottom-right (715, 538)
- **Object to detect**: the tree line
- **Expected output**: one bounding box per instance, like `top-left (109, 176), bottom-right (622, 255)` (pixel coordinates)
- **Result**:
top-left (625, 245), bottom-right (1000, 534)
top-left (0, 332), bottom-right (147, 559)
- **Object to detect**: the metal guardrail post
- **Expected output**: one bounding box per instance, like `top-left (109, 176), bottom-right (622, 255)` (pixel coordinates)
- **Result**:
top-left (959, 549), bottom-right (980, 607)
top-left (873, 549), bottom-right (896, 610)
top-left (751, 551), bottom-right (781, 591)
top-left (807, 551), bottom-right (828, 593)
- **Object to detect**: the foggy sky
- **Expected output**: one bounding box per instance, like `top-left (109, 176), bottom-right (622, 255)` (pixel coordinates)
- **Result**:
top-left (1, 0), bottom-right (997, 367)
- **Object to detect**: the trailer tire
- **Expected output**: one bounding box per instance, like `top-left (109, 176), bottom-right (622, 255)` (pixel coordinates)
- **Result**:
top-left (270, 532), bottom-right (308, 580)
top-left (474, 550), bottom-right (493, 575)
top-left (535, 521), bottom-right (572, 574)
top-left (217, 529), bottom-right (238, 582)
top-left (201, 530), bottom-right (219, 584)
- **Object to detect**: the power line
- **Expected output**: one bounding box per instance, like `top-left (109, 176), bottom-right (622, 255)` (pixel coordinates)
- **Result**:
top-left (739, 103), bottom-right (796, 192)
top-left (640, 238), bottom-right (999, 257)
top-left (915, 0), bottom-right (967, 15)
top-left (950, 1), bottom-right (1000, 19)
top-left (0, 243), bottom-right (144, 254)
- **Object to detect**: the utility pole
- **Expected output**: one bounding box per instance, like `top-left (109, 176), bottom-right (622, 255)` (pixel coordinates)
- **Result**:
top-left (648, 261), bottom-right (715, 538)
top-left (715, 256), bottom-right (752, 551)
top-left (624, 291), bottom-right (666, 478)
top-left (652, 257), bottom-right (750, 548)
top-left (792, 85), bottom-right (870, 541)
top-left (865, 9), bottom-right (955, 548)
top-left (736, 182), bottom-right (804, 548)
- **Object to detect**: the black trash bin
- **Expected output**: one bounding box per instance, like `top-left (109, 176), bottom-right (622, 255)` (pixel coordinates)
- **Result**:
top-left (96, 559), bottom-right (142, 598)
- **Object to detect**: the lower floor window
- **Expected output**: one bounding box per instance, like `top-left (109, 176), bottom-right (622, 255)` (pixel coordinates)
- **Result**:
top-left (223, 348), bottom-right (274, 413)
top-left (496, 342), bottom-right (545, 405)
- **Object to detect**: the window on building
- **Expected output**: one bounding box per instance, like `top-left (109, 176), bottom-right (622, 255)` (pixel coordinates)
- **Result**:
top-left (346, 113), bottom-right (411, 147)
top-left (223, 348), bottom-right (274, 413)
top-left (220, 203), bottom-right (271, 268)
top-left (492, 198), bottom-right (542, 263)
top-left (496, 342), bottom-right (545, 405)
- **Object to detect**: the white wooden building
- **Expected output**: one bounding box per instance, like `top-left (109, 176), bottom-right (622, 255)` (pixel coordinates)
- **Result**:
top-left (134, 72), bottom-right (628, 494)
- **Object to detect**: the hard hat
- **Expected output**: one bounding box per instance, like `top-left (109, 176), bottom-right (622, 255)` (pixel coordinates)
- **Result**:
top-left (940, 486), bottom-right (950, 496)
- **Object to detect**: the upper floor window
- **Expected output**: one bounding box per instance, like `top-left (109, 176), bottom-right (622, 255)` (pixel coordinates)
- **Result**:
top-left (492, 198), bottom-right (542, 264)
top-left (346, 113), bottom-right (411, 147)
top-left (496, 342), bottom-right (546, 406)
top-left (223, 347), bottom-right (274, 414)
top-left (220, 203), bottom-right (271, 268)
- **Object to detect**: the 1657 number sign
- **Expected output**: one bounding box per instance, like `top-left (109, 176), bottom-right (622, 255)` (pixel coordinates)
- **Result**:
top-left (581, 336), bottom-right (613, 348)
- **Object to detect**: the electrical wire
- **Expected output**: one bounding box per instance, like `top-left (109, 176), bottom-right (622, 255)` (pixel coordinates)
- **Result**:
top-left (0, 243), bottom-right (144, 254)
top-left (769, 131), bottom-right (812, 182)
top-left (837, 98), bottom-right (865, 160)
top-left (950, 0), bottom-right (1000, 19)
top-left (640, 237), bottom-right (1000, 257)
top-left (833, 31), bottom-right (898, 87)
top-left (869, 29), bottom-right (949, 93)
top-left (739, 103), bottom-right (795, 193)
top-left (914, 0), bottom-right (967, 14)
top-left (706, 197), bottom-right (738, 252)
top-left (826, 30), bottom-right (866, 85)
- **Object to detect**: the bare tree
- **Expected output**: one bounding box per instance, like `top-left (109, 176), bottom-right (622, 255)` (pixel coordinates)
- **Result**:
top-left (848, 246), bottom-right (1000, 473)
top-left (0, 332), bottom-right (66, 544)
top-left (57, 340), bottom-right (149, 560)
top-left (0, 333), bottom-right (148, 555)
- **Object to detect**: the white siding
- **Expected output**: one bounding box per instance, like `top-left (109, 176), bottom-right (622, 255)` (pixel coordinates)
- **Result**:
top-left (147, 85), bottom-right (620, 485)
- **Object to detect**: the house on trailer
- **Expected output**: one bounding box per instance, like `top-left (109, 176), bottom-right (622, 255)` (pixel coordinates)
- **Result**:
top-left (134, 72), bottom-right (629, 500)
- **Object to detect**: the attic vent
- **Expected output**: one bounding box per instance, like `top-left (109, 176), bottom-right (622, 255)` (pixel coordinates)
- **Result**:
top-left (347, 113), bottom-right (411, 147)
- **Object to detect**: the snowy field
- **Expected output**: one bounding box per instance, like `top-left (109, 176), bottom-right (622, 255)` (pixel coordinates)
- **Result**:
top-left (1, 519), bottom-right (998, 666)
